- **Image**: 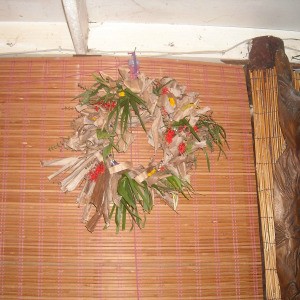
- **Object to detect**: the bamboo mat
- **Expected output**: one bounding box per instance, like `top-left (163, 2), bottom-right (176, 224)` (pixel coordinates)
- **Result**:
top-left (250, 68), bottom-right (300, 300)
top-left (0, 57), bottom-right (263, 299)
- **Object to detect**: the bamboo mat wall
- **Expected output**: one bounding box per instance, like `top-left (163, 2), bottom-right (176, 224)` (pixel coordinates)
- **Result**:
top-left (250, 68), bottom-right (300, 300)
top-left (0, 57), bottom-right (263, 299)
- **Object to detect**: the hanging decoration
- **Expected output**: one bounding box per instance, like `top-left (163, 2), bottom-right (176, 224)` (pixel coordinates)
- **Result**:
top-left (42, 55), bottom-right (227, 233)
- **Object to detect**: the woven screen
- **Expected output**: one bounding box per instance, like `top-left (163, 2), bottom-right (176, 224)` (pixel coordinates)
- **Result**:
top-left (250, 68), bottom-right (300, 300)
top-left (0, 57), bottom-right (263, 299)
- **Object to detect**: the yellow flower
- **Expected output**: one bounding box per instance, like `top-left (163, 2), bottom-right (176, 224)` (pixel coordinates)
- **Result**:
top-left (118, 91), bottom-right (125, 97)
top-left (147, 168), bottom-right (156, 177)
top-left (169, 97), bottom-right (176, 107)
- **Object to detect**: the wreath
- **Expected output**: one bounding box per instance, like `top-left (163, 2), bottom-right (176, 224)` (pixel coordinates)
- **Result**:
top-left (42, 61), bottom-right (227, 233)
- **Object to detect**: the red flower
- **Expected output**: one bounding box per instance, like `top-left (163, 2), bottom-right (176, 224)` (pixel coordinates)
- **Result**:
top-left (99, 101), bottom-right (117, 111)
top-left (159, 166), bottom-right (166, 172)
top-left (88, 162), bottom-right (105, 181)
top-left (165, 128), bottom-right (175, 144)
top-left (193, 125), bottom-right (198, 132)
top-left (178, 142), bottom-right (186, 154)
top-left (94, 105), bottom-right (99, 112)
top-left (162, 87), bottom-right (169, 95)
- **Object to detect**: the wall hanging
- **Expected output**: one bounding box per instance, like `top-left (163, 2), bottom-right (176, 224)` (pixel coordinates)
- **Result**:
top-left (42, 57), bottom-right (227, 233)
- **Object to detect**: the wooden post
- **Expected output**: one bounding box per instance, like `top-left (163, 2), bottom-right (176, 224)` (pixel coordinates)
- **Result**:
top-left (61, 0), bottom-right (89, 54)
top-left (249, 36), bottom-right (300, 299)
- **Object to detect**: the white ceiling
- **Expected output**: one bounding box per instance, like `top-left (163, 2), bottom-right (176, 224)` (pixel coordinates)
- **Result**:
top-left (87, 0), bottom-right (300, 32)
top-left (1, 0), bottom-right (300, 31)
top-left (0, 0), bottom-right (300, 62)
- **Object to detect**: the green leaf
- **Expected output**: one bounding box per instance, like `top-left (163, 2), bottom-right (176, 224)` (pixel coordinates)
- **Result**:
top-left (109, 204), bottom-right (116, 220)
top-left (124, 88), bottom-right (147, 106)
top-left (120, 200), bottom-right (143, 229)
top-left (172, 117), bottom-right (202, 142)
top-left (134, 206), bottom-right (142, 228)
top-left (188, 123), bottom-right (201, 142)
top-left (166, 175), bottom-right (190, 200)
top-left (122, 203), bottom-right (127, 231)
top-left (93, 74), bottom-right (109, 86)
top-left (103, 143), bottom-right (113, 158)
top-left (203, 148), bottom-right (211, 172)
top-left (96, 129), bottom-right (114, 139)
top-left (152, 79), bottom-right (175, 95)
top-left (129, 98), bottom-right (147, 132)
top-left (166, 175), bottom-right (181, 190)
top-left (185, 142), bottom-right (193, 154)
top-left (206, 136), bottom-right (213, 150)
top-left (117, 177), bottom-right (136, 208)
top-left (141, 181), bottom-right (153, 212)
top-left (115, 205), bottom-right (120, 234)
top-left (124, 174), bottom-right (153, 212)
top-left (112, 173), bottom-right (154, 231)
top-left (107, 97), bottom-right (125, 133)
top-left (120, 101), bottom-right (130, 135)
top-left (151, 184), bottom-right (165, 195)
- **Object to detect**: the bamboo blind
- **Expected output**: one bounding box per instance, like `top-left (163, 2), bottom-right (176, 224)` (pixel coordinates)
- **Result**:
top-left (250, 68), bottom-right (300, 300)
top-left (0, 57), bottom-right (263, 299)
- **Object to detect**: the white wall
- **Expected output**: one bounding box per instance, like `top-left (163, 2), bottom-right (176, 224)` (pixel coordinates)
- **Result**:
top-left (0, 0), bottom-right (299, 62)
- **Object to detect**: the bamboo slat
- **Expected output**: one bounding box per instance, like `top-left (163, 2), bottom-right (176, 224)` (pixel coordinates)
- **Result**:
top-left (250, 68), bottom-right (300, 300)
top-left (0, 57), bottom-right (263, 299)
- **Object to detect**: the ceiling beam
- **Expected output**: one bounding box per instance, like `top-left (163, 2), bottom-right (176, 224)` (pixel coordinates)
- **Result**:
top-left (61, 0), bottom-right (88, 54)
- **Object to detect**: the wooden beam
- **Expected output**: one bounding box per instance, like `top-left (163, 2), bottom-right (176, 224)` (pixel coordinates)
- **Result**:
top-left (61, 0), bottom-right (88, 54)
top-left (248, 35), bottom-right (284, 70)
top-left (247, 35), bottom-right (300, 300)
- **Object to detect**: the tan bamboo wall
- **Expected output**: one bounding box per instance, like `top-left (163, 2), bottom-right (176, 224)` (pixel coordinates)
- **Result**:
top-left (0, 57), bottom-right (263, 299)
top-left (250, 68), bottom-right (300, 300)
